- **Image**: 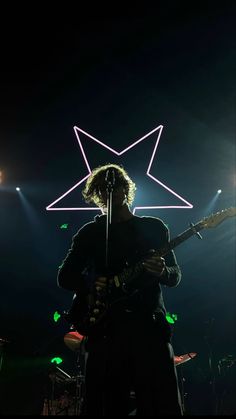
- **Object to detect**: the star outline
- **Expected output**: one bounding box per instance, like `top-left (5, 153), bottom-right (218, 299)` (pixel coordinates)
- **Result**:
top-left (46, 125), bottom-right (193, 213)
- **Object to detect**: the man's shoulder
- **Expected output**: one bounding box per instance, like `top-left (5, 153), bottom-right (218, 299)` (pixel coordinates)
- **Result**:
top-left (73, 219), bottom-right (97, 239)
top-left (136, 215), bottom-right (168, 229)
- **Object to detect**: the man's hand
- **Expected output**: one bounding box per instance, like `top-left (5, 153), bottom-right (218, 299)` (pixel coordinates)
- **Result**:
top-left (142, 251), bottom-right (167, 277)
top-left (95, 276), bottom-right (108, 291)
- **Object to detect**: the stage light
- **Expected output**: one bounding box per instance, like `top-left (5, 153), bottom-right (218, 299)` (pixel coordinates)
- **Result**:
top-left (50, 357), bottom-right (63, 365)
top-left (60, 223), bottom-right (69, 229)
top-left (166, 312), bottom-right (178, 324)
top-left (53, 311), bottom-right (61, 323)
top-left (202, 189), bottom-right (223, 216)
top-left (16, 187), bottom-right (20, 191)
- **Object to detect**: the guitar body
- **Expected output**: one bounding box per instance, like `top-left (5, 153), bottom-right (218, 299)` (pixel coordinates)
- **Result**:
top-left (66, 292), bottom-right (100, 336)
top-left (66, 288), bottom-right (126, 336)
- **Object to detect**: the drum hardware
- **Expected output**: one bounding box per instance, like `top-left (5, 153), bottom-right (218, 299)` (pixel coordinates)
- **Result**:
top-left (73, 370), bottom-right (85, 416)
top-left (217, 354), bottom-right (235, 374)
top-left (174, 352), bottom-right (197, 414)
top-left (49, 365), bottom-right (74, 385)
top-left (0, 337), bottom-right (10, 345)
top-left (64, 330), bottom-right (84, 352)
top-left (43, 367), bottom-right (85, 415)
top-left (64, 330), bottom-right (86, 416)
top-left (41, 331), bottom-right (86, 416)
top-left (174, 352), bottom-right (197, 366)
top-left (216, 354), bottom-right (236, 415)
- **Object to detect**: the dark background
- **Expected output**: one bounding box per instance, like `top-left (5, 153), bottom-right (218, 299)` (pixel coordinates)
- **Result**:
top-left (0, 3), bottom-right (235, 415)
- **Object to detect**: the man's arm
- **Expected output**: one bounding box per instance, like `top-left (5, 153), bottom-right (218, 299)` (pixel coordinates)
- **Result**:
top-left (162, 223), bottom-right (182, 287)
top-left (159, 250), bottom-right (182, 287)
top-left (57, 224), bottom-right (92, 291)
top-left (143, 221), bottom-right (182, 287)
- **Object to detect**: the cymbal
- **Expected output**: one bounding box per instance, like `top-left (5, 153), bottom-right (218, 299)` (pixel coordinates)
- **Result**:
top-left (174, 352), bottom-right (197, 366)
top-left (64, 331), bottom-right (84, 351)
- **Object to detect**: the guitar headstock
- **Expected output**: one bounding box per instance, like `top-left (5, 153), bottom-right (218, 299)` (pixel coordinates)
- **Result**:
top-left (200, 207), bottom-right (236, 229)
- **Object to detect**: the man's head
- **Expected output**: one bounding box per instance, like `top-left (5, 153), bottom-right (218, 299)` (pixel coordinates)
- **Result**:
top-left (82, 163), bottom-right (136, 209)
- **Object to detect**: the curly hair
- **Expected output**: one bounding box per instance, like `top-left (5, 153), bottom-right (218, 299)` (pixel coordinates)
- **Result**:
top-left (82, 163), bottom-right (136, 208)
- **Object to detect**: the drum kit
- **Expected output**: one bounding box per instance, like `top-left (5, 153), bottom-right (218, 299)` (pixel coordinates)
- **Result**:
top-left (2, 329), bottom-right (234, 416)
top-left (40, 328), bottom-right (236, 416)
top-left (42, 331), bottom-right (86, 416)
top-left (42, 330), bottom-right (198, 416)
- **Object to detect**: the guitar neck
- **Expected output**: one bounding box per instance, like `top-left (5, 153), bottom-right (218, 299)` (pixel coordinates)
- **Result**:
top-left (118, 207), bottom-right (236, 288)
top-left (158, 221), bottom-right (204, 256)
top-left (118, 221), bottom-right (204, 286)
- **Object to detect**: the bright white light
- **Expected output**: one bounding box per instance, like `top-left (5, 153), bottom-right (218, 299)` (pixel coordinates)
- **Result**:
top-left (16, 187), bottom-right (20, 191)
top-left (217, 189), bottom-right (222, 194)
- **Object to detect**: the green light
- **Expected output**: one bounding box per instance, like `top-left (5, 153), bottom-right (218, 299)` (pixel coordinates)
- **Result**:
top-left (166, 312), bottom-right (178, 324)
top-left (60, 223), bottom-right (68, 229)
top-left (50, 357), bottom-right (63, 365)
top-left (166, 313), bottom-right (175, 324)
top-left (53, 311), bottom-right (61, 322)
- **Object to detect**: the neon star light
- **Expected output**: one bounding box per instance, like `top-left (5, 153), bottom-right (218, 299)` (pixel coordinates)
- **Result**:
top-left (46, 125), bottom-right (193, 213)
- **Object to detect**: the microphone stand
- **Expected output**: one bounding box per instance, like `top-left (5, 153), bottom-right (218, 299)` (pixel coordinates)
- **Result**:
top-left (105, 170), bottom-right (115, 273)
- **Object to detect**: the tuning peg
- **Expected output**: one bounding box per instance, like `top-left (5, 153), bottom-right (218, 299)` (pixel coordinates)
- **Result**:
top-left (189, 222), bottom-right (203, 239)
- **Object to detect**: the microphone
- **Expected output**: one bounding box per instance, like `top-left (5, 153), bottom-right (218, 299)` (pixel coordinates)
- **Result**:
top-left (105, 169), bottom-right (115, 186)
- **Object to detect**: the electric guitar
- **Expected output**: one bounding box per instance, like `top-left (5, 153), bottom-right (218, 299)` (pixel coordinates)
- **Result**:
top-left (66, 207), bottom-right (236, 336)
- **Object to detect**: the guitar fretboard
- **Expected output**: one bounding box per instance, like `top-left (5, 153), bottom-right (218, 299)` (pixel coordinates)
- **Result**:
top-left (118, 221), bottom-right (204, 287)
top-left (163, 221), bottom-right (203, 256)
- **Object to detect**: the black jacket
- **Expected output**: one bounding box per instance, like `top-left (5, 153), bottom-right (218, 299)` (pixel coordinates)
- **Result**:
top-left (57, 215), bottom-right (181, 318)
